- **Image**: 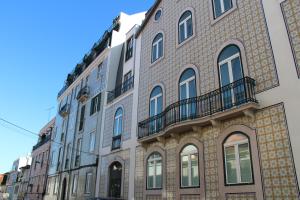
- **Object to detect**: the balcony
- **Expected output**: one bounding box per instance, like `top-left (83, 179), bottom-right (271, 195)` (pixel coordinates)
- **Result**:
top-left (77, 86), bottom-right (90, 102)
top-left (59, 103), bottom-right (70, 118)
top-left (32, 135), bottom-right (51, 151)
top-left (138, 77), bottom-right (258, 143)
top-left (107, 76), bottom-right (134, 103)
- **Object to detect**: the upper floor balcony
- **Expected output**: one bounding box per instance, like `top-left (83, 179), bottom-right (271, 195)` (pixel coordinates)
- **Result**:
top-left (107, 76), bottom-right (134, 103)
top-left (138, 77), bottom-right (258, 143)
top-left (77, 86), bottom-right (90, 103)
top-left (58, 103), bottom-right (70, 118)
top-left (32, 135), bottom-right (51, 151)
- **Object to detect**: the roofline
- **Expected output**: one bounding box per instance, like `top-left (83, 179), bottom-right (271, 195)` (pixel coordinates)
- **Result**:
top-left (136, 0), bottom-right (162, 38)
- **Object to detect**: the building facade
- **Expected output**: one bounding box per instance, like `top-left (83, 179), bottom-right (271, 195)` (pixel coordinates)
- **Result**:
top-left (95, 21), bottom-right (144, 199)
top-left (5, 156), bottom-right (31, 200)
top-left (134, 0), bottom-right (300, 200)
top-left (26, 118), bottom-right (54, 200)
top-left (16, 165), bottom-right (30, 200)
top-left (45, 12), bottom-right (145, 200)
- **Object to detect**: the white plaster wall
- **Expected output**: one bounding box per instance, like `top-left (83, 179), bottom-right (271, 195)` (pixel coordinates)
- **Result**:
top-left (259, 0), bottom-right (300, 185)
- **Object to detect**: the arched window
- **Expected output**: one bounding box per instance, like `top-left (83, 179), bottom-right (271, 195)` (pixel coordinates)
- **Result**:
top-left (178, 10), bottom-right (193, 44)
top-left (109, 162), bottom-right (122, 198)
top-left (180, 145), bottom-right (199, 188)
top-left (112, 108), bottom-right (123, 150)
top-left (152, 33), bottom-right (163, 63)
top-left (147, 153), bottom-right (162, 189)
top-left (218, 45), bottom-right (245, 108)
top-left (213, 0), bottom-right (233, 18)
top-left (223, 133), bottom-right (253, 185)
top-left (179, 68), bottom-right (197, 119)
top-left (149, 86), bottom-right (163, 133)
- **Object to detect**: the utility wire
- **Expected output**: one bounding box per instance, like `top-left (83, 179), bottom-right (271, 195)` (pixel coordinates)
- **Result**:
top-left (0, 117), bottom-right (98, 157)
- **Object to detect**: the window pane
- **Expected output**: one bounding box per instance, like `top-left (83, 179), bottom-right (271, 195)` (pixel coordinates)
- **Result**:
top-left (213, 0), bottom-right (222, 17)
top-left (147, 162), bottom-right (154, 189)
top-left (180, 84), bottom-right (187, 100)
top-left (118, 116), bottom-right (123, 135)
top-left (152, 45), bottom-right (157, 62)
top-left (158, 40), bottom-right (163, 58)
top-left (232, 57), bottom-right (243, 81)
top-left (187, 17), bottom-right (193, 38)
top-left (189, 79), bottom-right (197, 98)
top-left (157, 96), bottom-right (163, 114)
top-left (220, 63), bottom-right (230, 86)
top-left (239, 143), bottom-right (252, 183)
top-left (181, 155), bottom-right (189, 187)
top-left (191, 154), bottom-right (199, 186)
top-left (150, 100), bottom-right (156, 117)
top-left (156, 160), bottom-right (162, 188)
top-left (224, 0), bottom-right (233, 12)
top-left (179, 23), bottom-right (185, 43)
top-left (225, 146), bottom-right (238, 184)
top-left (114, 120), bottom-right (118, 136)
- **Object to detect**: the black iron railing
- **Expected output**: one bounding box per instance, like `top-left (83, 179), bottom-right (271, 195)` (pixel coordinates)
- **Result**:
top-left (32, 135), bottom-right (51, 151)
top-left (138, 77), bottom-right (257, 139)
top-left (77, 86), bottom-right (90, 101)
top-left (107, 76), bottom-right (134, 103)
top-left (111, 135), bottom-right (122, 150)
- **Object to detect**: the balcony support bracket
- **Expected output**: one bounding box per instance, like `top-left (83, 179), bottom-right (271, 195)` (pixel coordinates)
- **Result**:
top-left (141, 143), bottom-right (148, 151)
top-left (210, 119), bottom-right (220, 128)
top-left (243, 110), bottom-right (255, 120)
top-left (170, 133), bottom-right (180, 144)
top-left (157, 136), bottom-right (166, 147)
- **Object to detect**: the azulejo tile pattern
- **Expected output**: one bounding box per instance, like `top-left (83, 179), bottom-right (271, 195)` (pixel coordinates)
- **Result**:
top-left (138, 0), bottom-right (279, 125)
top-left (226, 193), bottom-right (256, 200)
top-left (281, 0), bottom-right (300, 78)
top-left (180, 194), bottom-right (201, 200)
top-left (135, 103), bottom-right (299, 199)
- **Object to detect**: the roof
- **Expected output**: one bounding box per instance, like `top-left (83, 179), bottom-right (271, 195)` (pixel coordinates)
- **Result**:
top-left (136, 0), bottom-right (162, 38)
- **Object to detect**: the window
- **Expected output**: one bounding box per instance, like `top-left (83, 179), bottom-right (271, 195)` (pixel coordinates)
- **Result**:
top-left (75, 139), bottom-right (82, 167)
top-left (65, 143), bottom-right (71, 169)
top-left (123, 71), bottom-right (133, 92)
top-left (79, 105), bottom-right (86, 131)
top-left (224, 133), bottom-right (253, 185)
top-left (154, 9), bottom-right (162, 21)
top-left (151, 33), bottom-right (163, 63)
top-left (46, 178), bottom-right (51, 194)
top-left (57, 147), bottom-right (62, 171)
top-left (97, 63), bottom-right (102, 80)
top-left (179, 69), bottom-right (197, 119)
top-left (89, 132), bottom-right (96, 152)
top-left (85, 172), bottom-right (93, 194)
top-left (72, 174), bottom-right (78, 194)
top-left (41, 152), bottom-right (44, 167)
top-left (149, 86), bottom-right (163, 134)
top-left (180, 145), bottom-right (199, 188)
top-left (53, 177), bottom-right (58, 194)
top-left (125, 37), bottom-right (134, 61)
top-left (147, 153), bottom-right (162, 189)
top-left (109, 162), bottom-right (122, 198)
top-left (213, 0), bottom-right (233, 18)
top-left (178, 11), bottom-right (193, 44)
top-left (90, 93), bottom-right (101, 115)
top-left (112, 108), bottom-right (123, 150)
top-left (218, 45), bottom-right (244, 108)
top-left (50, 151), bottom-right (54, 166)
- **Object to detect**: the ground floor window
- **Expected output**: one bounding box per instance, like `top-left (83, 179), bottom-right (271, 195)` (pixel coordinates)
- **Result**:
top-left (147, 153), bottom-right (162, 189)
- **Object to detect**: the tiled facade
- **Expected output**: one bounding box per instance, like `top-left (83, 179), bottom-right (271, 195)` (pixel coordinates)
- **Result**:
top-left (135, 0), bottom-right (300, 199)
top-left (102, 94), bottom-right (134, 148)
top-left (281, 0), bottom-right (300, 77)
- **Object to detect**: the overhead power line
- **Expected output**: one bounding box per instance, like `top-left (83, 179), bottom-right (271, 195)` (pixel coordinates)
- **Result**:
top-left (0, 117), bottom-right (98, 157)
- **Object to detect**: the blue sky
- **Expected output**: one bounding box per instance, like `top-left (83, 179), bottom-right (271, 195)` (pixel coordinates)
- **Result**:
top-left (0, 0), bottom-right (154, 173)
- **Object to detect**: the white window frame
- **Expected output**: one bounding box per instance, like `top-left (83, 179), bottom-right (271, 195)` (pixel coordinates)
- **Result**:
top-left (180, 145), bottom-right (199, 188)
top-left (152, 35), bottom-right (163, 62)
top-left (89, 132), bottom-right (96, 152)
top-left (179, 75), bottom-right (196, 116)
top-left (85, 172), bottom-right (93, 194)
top-left (213, 0), bottom-right (233, 17)
top-left (147, 154), bottom-right (162, 189)
top-left (179, 12), bottom-right (192, 43)
top-left (72, 174), bottom-right (78, 194)
top-left (114, 109), bottom-right (123, 136)
top-left (218, 52), bottom-right (242, 103)
top-left (224, 137), bottom-right (252, 185)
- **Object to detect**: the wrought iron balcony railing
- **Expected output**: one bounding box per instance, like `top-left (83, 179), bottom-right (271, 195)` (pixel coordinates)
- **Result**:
top-left (59, 103), bottom-right (70, 118)
top-left (107, 76), bottom-right (134, 103)
top-left (138, 77), bottom-right (257, 140)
